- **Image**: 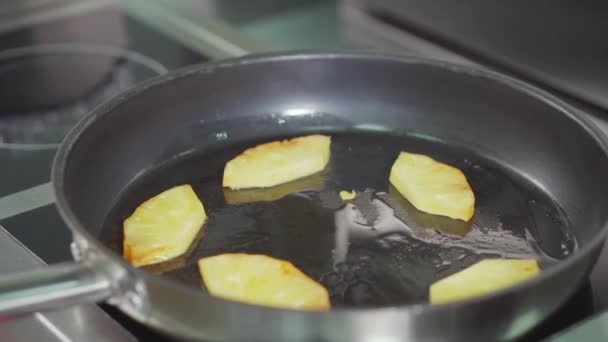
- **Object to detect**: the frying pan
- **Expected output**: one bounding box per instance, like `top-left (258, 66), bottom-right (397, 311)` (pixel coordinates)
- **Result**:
top-left (1, 52), bottom-right (608, 342)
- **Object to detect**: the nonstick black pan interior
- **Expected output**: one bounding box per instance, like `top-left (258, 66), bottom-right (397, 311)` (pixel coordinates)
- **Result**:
top-left (100, 128), bottom-right (575, 308)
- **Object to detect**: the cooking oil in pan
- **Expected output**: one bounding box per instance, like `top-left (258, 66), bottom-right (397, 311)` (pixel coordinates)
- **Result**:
top-left (102, 131), bottom-right (575, 308)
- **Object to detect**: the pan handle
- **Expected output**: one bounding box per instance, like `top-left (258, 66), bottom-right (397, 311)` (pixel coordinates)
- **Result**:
top-left (0, 260), bottom-right (114, 315)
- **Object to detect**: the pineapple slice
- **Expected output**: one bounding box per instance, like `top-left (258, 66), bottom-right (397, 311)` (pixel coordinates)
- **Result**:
top-left (339, 190), bottom-right (357, 201)
top-left (123, 185), bottom-right (206, 267)
top-left (223, 134), bottom-right (331, 189)
top-left (389, 152), bottom-right (475, 221)
top-left (198, 254), bottom-right (330, 311)
top-left (430, 259), bottom-right (540, 304)
top-left (387, 185), bottom-right (471, 236)
top-left (223, 169), bottom-right (326, 204)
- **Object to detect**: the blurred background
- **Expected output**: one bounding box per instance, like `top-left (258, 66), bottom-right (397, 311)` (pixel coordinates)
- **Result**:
top-left (0, 0), bottom-right (606, 341)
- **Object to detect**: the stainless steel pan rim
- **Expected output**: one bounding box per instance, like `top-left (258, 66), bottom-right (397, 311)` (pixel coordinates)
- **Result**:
top-left (1, 51), bottom-right (606, 341)
top-left (54, 50), bottom-right (608, 309)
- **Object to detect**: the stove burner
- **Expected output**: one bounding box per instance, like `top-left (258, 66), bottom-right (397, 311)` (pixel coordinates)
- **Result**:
top-left (0, 44), bottom-right (167, 149)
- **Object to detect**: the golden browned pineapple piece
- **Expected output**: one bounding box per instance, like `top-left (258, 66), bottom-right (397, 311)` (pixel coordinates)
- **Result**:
top-left (223, 135), bottom-right (331, 189)
top-left (339, 190), bottom-right (357, 201)
top-left (223, 169), bottom-right (326, 204)
top-left (389, 152), bottom-right (475, 221)
top-left (123, 185), bottom-right (206, 267)
top-left (198, 254), bottom-right (330, 311)
top-left (386, 185), bottom-right (472, 236)
top-left (430, 259), bottom-right (540, 304)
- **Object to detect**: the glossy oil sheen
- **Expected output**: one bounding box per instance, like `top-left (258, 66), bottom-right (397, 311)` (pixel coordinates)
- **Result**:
top-left (101, 131), bottom-right (574, 308)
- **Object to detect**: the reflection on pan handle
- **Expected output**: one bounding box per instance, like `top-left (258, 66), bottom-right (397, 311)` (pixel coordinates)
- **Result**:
top-left (0, 259), bottom-right (114, 316)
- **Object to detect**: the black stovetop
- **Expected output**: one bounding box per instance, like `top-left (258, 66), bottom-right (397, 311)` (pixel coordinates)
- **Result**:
top-left (0, 2), bottom-right (208, 341)
top-left (0, 2), bottom-right (606, 341)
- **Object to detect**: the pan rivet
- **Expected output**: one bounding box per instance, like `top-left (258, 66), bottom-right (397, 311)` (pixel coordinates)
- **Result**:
top-left (127, 292), bottom-right (140, 307)
top-left (70, 242), bottom-right (84, 260)
top-left (122, 280), bottom-right (147, 312)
